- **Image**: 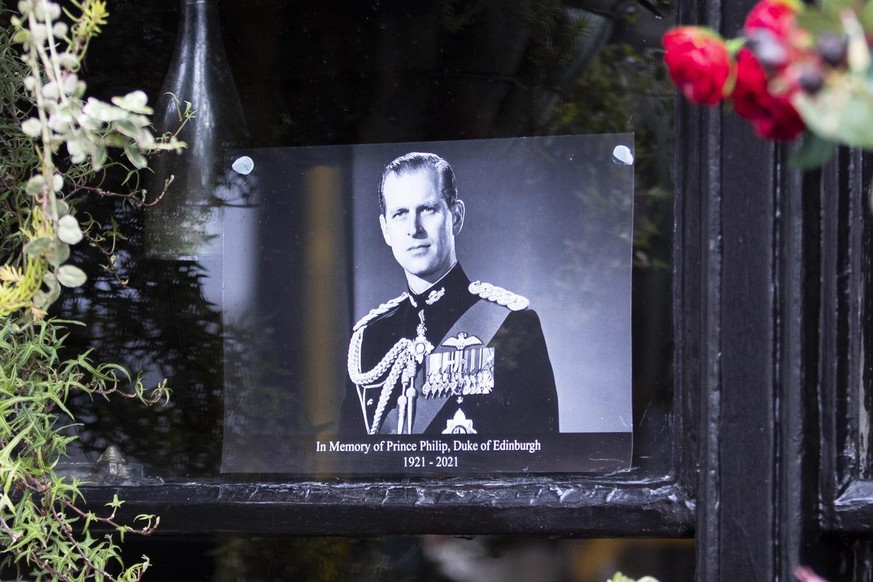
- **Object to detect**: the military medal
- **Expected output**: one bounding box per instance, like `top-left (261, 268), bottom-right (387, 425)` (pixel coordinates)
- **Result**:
top-left (443, 409), bottom-right (477, 434)
top-left (350, 277), bottom-right (528, 434)
top-left (422, 332), bottom-right (494, 398)
top-left (408, 310), bottom-right (434, 364)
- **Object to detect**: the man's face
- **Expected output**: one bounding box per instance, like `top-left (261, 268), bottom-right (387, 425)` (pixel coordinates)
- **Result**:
top-left (379, 169), bottom-right (464, 288)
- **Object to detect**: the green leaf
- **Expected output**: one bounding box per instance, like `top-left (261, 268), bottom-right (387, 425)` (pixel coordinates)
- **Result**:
top-left (92, 145), bottom-right (108, 171)
top-left (124, 145), bottom-right (148, 169)
top-left (41, 273), bottom-right (61, 305)
top-left (790, 133), bottom-right (837, 169)
top-left (112, 118), bottom-right (141, 139)
top-left (56, 264), bottom-right (87, 288)
top-left (46, 241), bottom-right (70, 268)
top-left (57, 214), bottom-right (83, 245)
top-left (46, 199), bottom-right (69, 221)
top-left (861, 3), bottom-right (873, 33)
top-left (111, 90), bottom-right (153, 114)
top-left (11, 29), bottom-right (30, 44)
top-left (42, 271), bottom-right (57, 289)
top-left (24, 174), bottom-right (45, 195)
top-left (793, 75), bottom-right (873, 150)
top-left (82, 98), bottom-right (126, 122)
top-left (796, 9), bottom-right (842, 36)
top-left (66, 137), bottom-right (88, 164)
top-left (20, 117), bottom-right (41, 137)
top-left (23, 236), bottom-right (51, 256)
top-left (821, 0), bottom-right (857, 13)
top-left (56, 51), bottom-right (77, 70)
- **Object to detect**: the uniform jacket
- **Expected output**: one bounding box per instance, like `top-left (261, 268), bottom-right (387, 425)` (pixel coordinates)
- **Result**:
top-left (341, 264), bottom-right (558, 435)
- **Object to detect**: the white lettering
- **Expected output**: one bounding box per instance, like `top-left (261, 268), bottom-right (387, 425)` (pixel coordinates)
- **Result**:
top-left (329, 440), bottom-right (371, 454)
top-left (489, 439), bottom-right (542, 454)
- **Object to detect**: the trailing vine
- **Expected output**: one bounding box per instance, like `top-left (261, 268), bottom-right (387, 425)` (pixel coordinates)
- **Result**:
top-left (4, 0), bottom-right (182, 321)
top-left (0, 319), bottom-right (165, 581)
top-left (0, 0), bottom-right (185, 579)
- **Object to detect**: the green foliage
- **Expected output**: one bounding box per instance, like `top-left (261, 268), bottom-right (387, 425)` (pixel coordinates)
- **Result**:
top-left (547, 41), bottom-right (674, 271)
top-left (784, 2), bottom-right (873, 152)
top-left (2, 0), bottom-right (183, 322)
top-left (790, 132), bottom-right (838, 170)
top-left (0, 0), bottom-right (182, 579)
top-left (0, 319), bottom-right (167, 580)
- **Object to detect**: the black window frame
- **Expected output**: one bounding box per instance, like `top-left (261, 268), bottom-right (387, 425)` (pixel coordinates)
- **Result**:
top-left (73, 0), bottom-right (873, 578)
top-left (817, 146), bottom-right (873, 535)
top-left (81, 1), bottom-right (695, 539)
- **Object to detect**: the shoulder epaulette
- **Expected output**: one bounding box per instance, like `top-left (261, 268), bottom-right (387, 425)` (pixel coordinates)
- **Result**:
top-left (468, 281), bottom-right (529, 311)
top-left (353, 292), bottom-right (409, 331)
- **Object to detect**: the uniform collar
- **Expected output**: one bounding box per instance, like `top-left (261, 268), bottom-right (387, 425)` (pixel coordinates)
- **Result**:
top-left (408, 263), bottom-right (470, 308)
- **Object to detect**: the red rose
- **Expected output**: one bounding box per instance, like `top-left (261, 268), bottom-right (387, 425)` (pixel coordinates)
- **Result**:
top-left (752, 97), bottom-right (805, 141)
top-left (663, 26), bottom-right (733, 106)
top-left (733, 49), bottom-right (772, 119)
top-left (744, 0), bottom-right (800, 39)
top-left (732, 48), bottom-right (805, 141)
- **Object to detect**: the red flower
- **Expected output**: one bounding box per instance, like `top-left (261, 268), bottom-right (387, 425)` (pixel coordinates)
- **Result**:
top-left (744, 0), bottom-right (800, 39)
top-left (732, 48), bottom-right (805, 141)
top-left (663, 26), bottom-right (733, 105)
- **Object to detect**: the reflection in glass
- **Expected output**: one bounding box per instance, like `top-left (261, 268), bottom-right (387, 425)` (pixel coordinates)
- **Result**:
top-left (64, 0), bottom-right (675, 479)
top-left (115, 535), bottom-right (694, 581)
top-left (146, 0), bottom-right (248, 260)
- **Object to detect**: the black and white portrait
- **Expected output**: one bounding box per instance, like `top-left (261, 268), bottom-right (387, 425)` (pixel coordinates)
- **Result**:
top-left (342, 152), bottom-right (559, 437)
top-left (220, 135), bottom-right (634, 474)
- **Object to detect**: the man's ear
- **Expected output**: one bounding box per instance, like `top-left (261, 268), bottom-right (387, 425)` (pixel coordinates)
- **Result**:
top-left (451, 199), bottom-right (465, 235)
top-left (379, 214), bottom-right (390, 245)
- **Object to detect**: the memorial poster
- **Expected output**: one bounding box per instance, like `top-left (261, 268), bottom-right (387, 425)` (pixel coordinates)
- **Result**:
top-left (219, 135), bottom-right (634, 475)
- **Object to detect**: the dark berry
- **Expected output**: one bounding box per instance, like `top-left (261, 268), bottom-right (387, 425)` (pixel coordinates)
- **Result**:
top-left (797, 66), bottom-right (824, 94)
top-left (746, 29), bottom-right (790, 70)
top-left (817, 32), bottom-right (848, 67)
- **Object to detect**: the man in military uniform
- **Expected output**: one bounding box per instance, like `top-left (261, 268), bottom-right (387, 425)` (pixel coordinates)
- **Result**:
top-left (341, 152), bottom-right (558, 435)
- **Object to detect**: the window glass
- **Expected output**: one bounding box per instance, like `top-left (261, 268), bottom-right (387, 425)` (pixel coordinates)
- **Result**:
top-left (115, 535), bottom-right (694, 582)
top-left (62, 0), bottom-right (675, 481)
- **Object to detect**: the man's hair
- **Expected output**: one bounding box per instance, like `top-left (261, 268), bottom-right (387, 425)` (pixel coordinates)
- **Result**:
top-left (379, 152), bottom-right (458, 215)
